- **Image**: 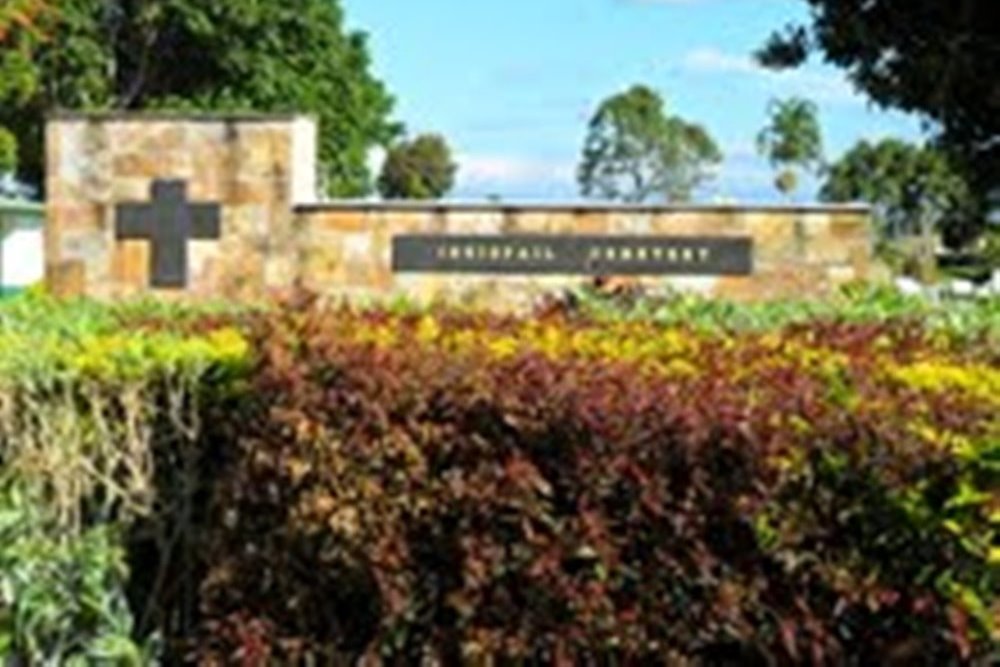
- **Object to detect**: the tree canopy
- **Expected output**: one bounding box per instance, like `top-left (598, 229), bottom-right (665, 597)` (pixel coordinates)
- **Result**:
top-left (0, 0), bottom-right (49, 42)
top-left (577, 85), bottom-right (721, 203)
top-left (820, 138), bottom-right (973, 245)
top-left (377, 134), bottom-right (457, 200)
top-left (0, 0), bottom-right (398, 197)
top-left (0, 130), bottom-right (15, 177)
top-left (0, 0), bottom-right (51, 175)
top-left (756, 97), bottom-right (823, 198)
top-left (757, 0), bottom-right (998, 214)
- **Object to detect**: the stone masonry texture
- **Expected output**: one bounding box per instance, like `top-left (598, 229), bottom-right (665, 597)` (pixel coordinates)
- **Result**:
top-left (46, 114), bottom-right (875, 306)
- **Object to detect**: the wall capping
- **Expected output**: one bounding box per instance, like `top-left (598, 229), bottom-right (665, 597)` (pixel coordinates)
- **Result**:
top-left (295, 200), bottom-right (872, 215)
top-left (47, 110), bottom-right (315, 123)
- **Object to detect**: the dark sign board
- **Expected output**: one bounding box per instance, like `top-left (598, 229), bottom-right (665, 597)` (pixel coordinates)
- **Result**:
top-left (392, 235), bottom-right (753, 276)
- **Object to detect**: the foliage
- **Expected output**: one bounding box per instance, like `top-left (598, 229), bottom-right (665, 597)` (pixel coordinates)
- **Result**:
top-left (0, 292), bottom-right (249, 663)
top-left (0, 485), bottom-right (152, 665)
top-left (756, 0), bottom-right (999, 220)
top-left (2, 290), bottom-right (998, 663)
top-left (821, 139), bottom-right (974, 263)
top-left (187, 297), bottom-right (998, 664)
top-left (0, 0), bottom-right (51, 177)
top-left (561, 282), bottom-right (1000, 342)
top-left (982, 230), bottom-right (1000, 272)
top-left (0, 0), bottom-right (50, 41)
top-left (377, 133), bottom-right (457, 200)
top-left (0, 0), bottom-right (398, 197)
top-left (756, 97), bottom-right (823, 198)
top-left (577, 84), bottom-right (722, 203)
top-left (0, 129), bottom-right (15, 175)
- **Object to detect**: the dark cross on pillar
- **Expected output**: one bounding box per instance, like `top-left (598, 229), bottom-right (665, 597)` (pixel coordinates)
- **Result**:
top-left (115, 180), bottom-right (221, 288)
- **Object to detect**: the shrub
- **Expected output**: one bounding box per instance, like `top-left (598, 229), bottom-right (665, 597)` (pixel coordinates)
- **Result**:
top-left (0, 293), bottom-right (249, 663)
top-left (0, 484), bottom-right (152, 665)
top-left (2, 290), bottom-right (996, 664)
top-left (189, 302), bottom-right (998, 664)
top-left (559, 283), bottom-right (1000, 342)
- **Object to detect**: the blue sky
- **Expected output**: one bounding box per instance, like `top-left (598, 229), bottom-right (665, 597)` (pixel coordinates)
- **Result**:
top-left (342, 0), bottom-right (926, 203)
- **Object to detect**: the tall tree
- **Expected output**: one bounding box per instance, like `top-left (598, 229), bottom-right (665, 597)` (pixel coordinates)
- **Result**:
top-left (821, 138), bottom-right (973, 274)
top-left (0, 0), bottom-right (50, 41)
top-left (0, 0), bottom-right (52, 176)
top-left (377, 134), bottom-right (457, 200)
top-left (756, 0), bottom-right (998, 235)
top-left (577, 85), bottom-right (721, 203)
top-left (756, 97), bottom-right (823, 198)
top-left (0, 129), bottom-right (15, 177)
top-left (0, 0), bottom-right (399, 197)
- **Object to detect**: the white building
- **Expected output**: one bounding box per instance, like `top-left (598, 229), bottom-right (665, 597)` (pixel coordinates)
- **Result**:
top-left (0, 198), bottom-right (45, 296)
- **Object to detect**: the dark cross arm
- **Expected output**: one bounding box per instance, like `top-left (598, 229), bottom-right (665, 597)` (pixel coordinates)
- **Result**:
top-left (189, 203), bottom-right (221, 239)
top-left (116, 203), bottom-right (153, 239)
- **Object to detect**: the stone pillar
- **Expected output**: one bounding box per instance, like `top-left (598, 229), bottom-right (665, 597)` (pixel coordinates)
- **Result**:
top-left (45, 112), bottom-right (317, 299)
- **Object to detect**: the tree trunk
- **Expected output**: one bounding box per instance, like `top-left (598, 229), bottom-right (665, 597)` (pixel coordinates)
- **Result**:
top-left (917, 210), bottom-right (937, 283)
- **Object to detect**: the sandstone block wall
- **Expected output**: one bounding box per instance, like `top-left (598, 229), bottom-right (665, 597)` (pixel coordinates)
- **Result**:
top-left (294, 203), bottom-right (872, 305)
top-left (45, 113), bottom-right (316, 299)
top-left (46, 114), bottom-right (874, 305)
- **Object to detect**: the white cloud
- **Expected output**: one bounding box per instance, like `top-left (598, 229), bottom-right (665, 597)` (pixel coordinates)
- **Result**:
top-left (683, 48), bottom-right (759, 76)
top-left (624, 0), bottom-right (706, 5)
top-left (711, 142), bottom-right (825, 203)
top-left (453, 149), bottom-right (789, 203)
top-left (681, 47), bottom-right (860, 106)
top-left (452, 148), bottom-right (793, 203)
top-left (458, 154), bottom-right (575, 189)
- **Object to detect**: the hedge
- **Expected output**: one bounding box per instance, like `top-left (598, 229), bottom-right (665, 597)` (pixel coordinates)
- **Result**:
top-left (189, 296), bottom-right (999, 664)
top-left (0, 289), bottom-right (997, 664)
top-left (0, 293), bottom-right (248, 663)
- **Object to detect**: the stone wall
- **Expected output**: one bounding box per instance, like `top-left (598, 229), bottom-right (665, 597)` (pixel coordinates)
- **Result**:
top-left (45, 113), bottom-right (874, 305)
top-left (45, 112), bottom-right (316, 299)
top-left (293, 203), bottom-right (872, 304)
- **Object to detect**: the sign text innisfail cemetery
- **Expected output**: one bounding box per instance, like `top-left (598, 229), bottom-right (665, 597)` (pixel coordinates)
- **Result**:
top-left (392, 235), bottom-right (753, 275)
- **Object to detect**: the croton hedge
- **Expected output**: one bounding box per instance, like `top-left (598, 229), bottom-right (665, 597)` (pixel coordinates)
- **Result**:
top-left (1, 289), bottom-right (998, 664)
top-left (188, 294), bottom-right (999, 665)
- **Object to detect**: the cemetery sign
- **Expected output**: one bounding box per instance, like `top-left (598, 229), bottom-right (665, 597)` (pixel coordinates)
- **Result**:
top-left (393, 235), bottom-right (752, 275)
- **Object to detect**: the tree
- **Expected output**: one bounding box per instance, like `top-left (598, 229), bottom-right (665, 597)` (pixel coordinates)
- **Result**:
top-left (377, 134), bottom-right (457, 200)
top-left (0, 0), bottom-right (50, 41)
top-left (0, 0), bottom-right (398, 197)
top-left (0, 131), bottom-right (14, 177)
top-left (756, 97), bottom-right (823, 198)
top-left (820, 138), bottom-right (973, 276)
top-left (0, 0), bottom-right (52, 176)
top-left (577, 85), bottom-right (721, 203)
top-left (756, 0), bottom-right (998, 236)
